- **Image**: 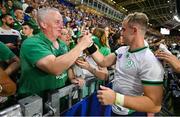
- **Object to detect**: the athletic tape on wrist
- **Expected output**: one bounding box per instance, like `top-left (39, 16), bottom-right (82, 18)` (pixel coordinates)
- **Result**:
top-left (115, 93), bottom-right (125, 106)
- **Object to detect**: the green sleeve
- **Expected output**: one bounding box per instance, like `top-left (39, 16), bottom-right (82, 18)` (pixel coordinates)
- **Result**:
top-left (92, 36), bottom-right (102, 49)
top-left (21, 39), bottom-right (53, 66)
top-left (0, 42), bottom-right (15, 61)
top-left (99, 46), bottom-right (111, 56)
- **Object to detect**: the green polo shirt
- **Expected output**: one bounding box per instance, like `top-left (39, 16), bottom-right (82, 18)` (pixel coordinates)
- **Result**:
top-left (0, 42), bottom-right (15, 61)
top-left (18, 32), bottom-right (68, 96)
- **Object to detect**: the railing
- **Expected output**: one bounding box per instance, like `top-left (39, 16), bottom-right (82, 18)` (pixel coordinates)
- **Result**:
top-left (0, 70), bottom-right (115, 116)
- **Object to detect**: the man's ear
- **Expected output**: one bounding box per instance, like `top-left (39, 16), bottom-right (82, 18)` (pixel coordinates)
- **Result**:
top-left (30, 28), bottom-right (34, 33)
top-left (132, 26), bottom-right (137, 33)
top-left (39, 22), bottom-right (47, 29)
top-left (2, 18), bottom-right (6, 23)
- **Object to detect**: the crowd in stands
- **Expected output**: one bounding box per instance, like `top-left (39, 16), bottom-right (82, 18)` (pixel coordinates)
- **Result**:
top-left (0, 0), bottom-right (180, 115)
top-left (0, 0), bottom-right (120, 109)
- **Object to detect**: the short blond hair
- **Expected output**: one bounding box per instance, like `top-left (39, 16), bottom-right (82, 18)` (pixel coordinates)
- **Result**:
top-left (124, 12), bottom-right (149, 33)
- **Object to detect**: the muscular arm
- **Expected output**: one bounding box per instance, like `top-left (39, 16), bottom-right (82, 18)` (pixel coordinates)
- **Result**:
top-left (98, 85), bottom-right (163, 113)
top-left (91, 51), bottom-right (116, 67)
top-left (124, 85), bottom-right (163, 113)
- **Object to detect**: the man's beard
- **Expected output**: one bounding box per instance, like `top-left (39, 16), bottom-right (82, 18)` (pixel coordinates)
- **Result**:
top-left (6, 22), bottom-right (14, 28)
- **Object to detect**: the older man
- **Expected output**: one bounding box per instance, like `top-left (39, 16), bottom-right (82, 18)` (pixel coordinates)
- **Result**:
top-left (91, 12), bottom-right (164, 115)
top-left (18, 8), bottom-right (92, 97)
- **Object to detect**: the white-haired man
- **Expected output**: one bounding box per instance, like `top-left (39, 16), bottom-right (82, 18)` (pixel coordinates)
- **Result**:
top-left (18, 8), bottom-right (93, 97)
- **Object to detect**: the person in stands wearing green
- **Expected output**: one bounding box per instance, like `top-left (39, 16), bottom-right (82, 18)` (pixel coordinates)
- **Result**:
top-left (13, 8), bottom-right (24, 32)
top-left (21, 22), bottom-right (34, 41)
top-left (58, 28), bottom-right (84, 86)
top-left (24, 6), bottom-right (40, 35)
top-left (73, 28), bottom-right (109, 97)
top-left (91, 28), bottom-right (111, 86)
top-left (0, 42), bottom-right (20, 76)
top-left (18, 7), bottom-right (93, 97)
top-left (0, 42), bottom-right (19, 103)
top-left (92, 28), bottom-right (111, 56)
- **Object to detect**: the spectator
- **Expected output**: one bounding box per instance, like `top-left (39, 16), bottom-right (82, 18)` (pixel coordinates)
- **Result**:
top-left (58, 28), bottom-right (71, 48)
top-left (21, 22), bottom-right (34, 41)
top-left (22, 0), bottom-right (32, 12)
top-left (156, 51), bottom-right (180, 73)
top-left (13, 8), bottom-right (24, 32)
top-left (91, 12), bottom-right (164, 115)
top-left (4, 0), bottom-right (14, 17)
top-left (110, 32), bottom-right (126, 52)
top-left (0, 14), bottom-right (22, 56)
top-left (58, 28), bottom-right (85, 88)
top-left (24, 6), bottom-right (40, 34)
top-left (0, 6), bottom-right (7, 26)
top-left (92, 28), bottom-right (111, 56)
top-left (18, 7), bottom-right (92, 97)
top-left (0, 41), bottom-right (19, 97)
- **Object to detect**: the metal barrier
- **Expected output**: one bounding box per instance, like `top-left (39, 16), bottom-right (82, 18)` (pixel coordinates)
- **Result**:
top-left (0, 104), bottom-right (22, 117)
top-left (0, 70), bottom-right (115, 116)
top-left (18, 95), bottom-right (43, 116)
top-left (44, 75), bottom-right (102, 116)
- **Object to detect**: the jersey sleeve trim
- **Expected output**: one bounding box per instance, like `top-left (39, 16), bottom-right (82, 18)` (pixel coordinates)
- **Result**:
top-left (114, 51), bottom-right (118, 56)
top-left (141, 80), bottom-right (163, 86)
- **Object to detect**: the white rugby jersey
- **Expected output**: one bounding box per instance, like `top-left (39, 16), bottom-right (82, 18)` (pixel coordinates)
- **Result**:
top-left (0, 27), bottom-right (22, 43)
top-left (112, 46), bottom-right (164, 115)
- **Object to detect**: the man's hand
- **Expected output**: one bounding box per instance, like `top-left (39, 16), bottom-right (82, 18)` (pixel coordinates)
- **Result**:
top-left (78, 33), bottom-right (93, 50)
top-left (75, 59), bottom-right (90, 70)
top-left (97, 85), bottom-right (116, 105)
top-left (156, 51), bottom-right (177, 63)
top-left (155, 51), bottom-right (180, 72)
top-left (71, 78), bottom-right (85, 87)
top-left (6, 43), bottom-right (16, 49)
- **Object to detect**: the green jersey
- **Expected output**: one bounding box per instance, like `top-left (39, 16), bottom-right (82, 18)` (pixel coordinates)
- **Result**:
top-left (18, 32), bottom-right (68, 96)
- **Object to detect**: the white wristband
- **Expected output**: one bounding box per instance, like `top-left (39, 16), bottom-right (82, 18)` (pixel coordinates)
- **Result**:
top-left (115, 93), bottom-right (125, 106)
